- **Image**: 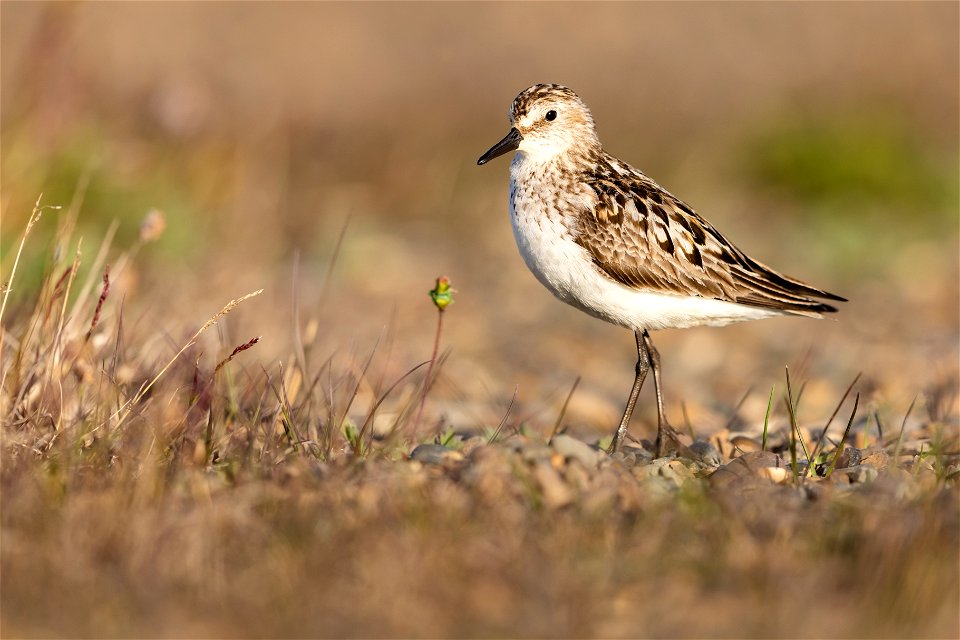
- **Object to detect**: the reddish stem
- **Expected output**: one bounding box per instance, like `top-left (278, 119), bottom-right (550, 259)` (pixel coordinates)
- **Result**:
top-left (412, 308), bottom-right (444, 440)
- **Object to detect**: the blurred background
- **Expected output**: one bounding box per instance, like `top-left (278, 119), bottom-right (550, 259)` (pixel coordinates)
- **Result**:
top-left (2, 2), bottom-right (957, 438)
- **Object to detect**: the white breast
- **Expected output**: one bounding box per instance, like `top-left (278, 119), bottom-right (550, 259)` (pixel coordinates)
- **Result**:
top-left (507, 155), bottom-right (778, 332)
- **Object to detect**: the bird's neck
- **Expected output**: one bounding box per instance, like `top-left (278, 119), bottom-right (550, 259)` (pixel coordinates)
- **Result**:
top-left (511, 145), bottom-right (601, 183)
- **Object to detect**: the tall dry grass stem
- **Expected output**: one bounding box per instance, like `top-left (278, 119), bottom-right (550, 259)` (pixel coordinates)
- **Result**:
top-left (548, 376), bottom-right (580, 443)
top-left (412, 276), bottom-right (454, 439)
top-left (112, 289), bottom-right (263, 427)
top-left (824, 392), bottom-right (860, 478)
top-left (0, 195), bottom-right (59, 327)
top-left (489, 385), bottom-right (519, 445)
top-left (807, 371), bottom-right (862, 474)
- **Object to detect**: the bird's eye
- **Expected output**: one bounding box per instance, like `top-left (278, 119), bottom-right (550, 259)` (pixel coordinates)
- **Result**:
top-left (545, 110), bottom-right (557, 122)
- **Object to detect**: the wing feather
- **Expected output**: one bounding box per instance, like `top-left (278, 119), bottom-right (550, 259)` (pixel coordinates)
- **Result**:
top-left (575, 155), bottom-right (845, 316)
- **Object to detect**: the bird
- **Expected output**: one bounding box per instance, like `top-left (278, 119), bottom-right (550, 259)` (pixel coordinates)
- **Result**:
top-left (477, 83), bottom-right (845, 457)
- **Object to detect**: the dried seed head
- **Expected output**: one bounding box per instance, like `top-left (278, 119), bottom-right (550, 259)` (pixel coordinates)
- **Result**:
top-left (139, 208), bottom-right (167, 243)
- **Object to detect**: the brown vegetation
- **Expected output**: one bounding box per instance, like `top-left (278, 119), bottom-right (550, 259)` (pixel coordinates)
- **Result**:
top-left (2, 3), bottom-right (958, 638)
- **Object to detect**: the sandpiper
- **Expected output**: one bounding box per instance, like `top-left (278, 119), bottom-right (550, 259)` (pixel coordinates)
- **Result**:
top-left (477, 83), bottom-right (844, 457)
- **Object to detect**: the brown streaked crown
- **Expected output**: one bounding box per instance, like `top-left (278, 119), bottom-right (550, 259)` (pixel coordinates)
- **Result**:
top-left (510, 84), bottom-right (584, 123)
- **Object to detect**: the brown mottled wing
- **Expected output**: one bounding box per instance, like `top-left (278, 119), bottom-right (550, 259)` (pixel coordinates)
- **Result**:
top-left (576, 161), bottom-right (845, 316)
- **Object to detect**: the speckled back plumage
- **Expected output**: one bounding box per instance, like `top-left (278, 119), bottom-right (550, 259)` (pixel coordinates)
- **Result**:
top-left (577, 153), bottom-right (843, 315)
top-left (505, 83), bottom-right (843, 321)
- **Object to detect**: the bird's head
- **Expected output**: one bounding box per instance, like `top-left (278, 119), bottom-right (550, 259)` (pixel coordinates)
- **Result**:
top-left (478, 84), bottom-right (600, 166)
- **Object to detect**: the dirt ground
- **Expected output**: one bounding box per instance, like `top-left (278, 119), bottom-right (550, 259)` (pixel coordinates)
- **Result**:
top-left (2, 3), bottom-right (958, 638)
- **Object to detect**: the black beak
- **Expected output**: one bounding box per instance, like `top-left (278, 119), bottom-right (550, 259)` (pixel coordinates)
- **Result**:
top-left (477, 127), bottom-right (522, 165)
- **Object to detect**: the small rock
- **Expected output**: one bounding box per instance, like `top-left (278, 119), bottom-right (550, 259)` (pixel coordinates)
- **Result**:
top-left (730, 434), bottom-right (762, 453)
top-left (860, 448), bottom-right (889, 470)
top-left (759, 466), bottom-right (789, 484)
top-left (835, 447), bottom-right (862, 469)
top-left (410, 444), bottom-right (463, 465)
top-left (624, 444), bottom-right (653, 463)
top-left (610, 450), bottom-right (639, 467)
top-left (534, 461), bottom-right (573, 508)
top-left (520, 443), bottom-right (554, 463)
top-left (564, 460), bottom-right (591, 490)
top-left (710, 451), bottom-right (786, 489)
top-left (689, 440), bottom-right (722, 467)
top-left (657, 459), bottom-right (695, 483)
top-left (841, 463), bottom-right (878, 484)
top-left (633, 458), bottom-right (694, 487)
top-left (460, 436), bottom-right (487, 456)
top-left (803, 481), bottom-right (830, 501)
top-left (551, 434), bottom-right (602, 468)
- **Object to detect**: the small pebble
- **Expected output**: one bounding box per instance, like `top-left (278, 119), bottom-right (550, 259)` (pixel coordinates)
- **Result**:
top-left (534, 461), bottom-right (573, 508)
top-left (689, 440), bottom-right (722, 466)
top-left (833, 463), bottom-right (878, 484)
top-left (610, 451), bottom-right (638, 468)
top-left (410, 444), bottom-right (463, 465)
top-left (551, 434), bottom-right (602, 467)
top-left (835, 447), bottom-right (862, 469)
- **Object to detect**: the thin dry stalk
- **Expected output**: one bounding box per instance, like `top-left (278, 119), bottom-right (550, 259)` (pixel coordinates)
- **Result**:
top-left (356, 359), bottom-right (430, 452)
top-left (85, 266), bottom-right (111, 342)
top-left (488, 385), bottom-right (519, 445)
top-left (64, 220), bottom-right (118, 334)
top-left (762, 384), bottom-right (776, 451)
top-left (336, 338), bottom-right (381, 447)
top-left (1, 195), bottom-right (58, 327)
top-left (784, 367), bottom-right (811, 481)
top-left (893, 395), bottom-right (918, 460)
top-left (824, 392), bottom-right (861, 478)
top-left (52, 241), bottom-right (82, 348)
top-left (47, 241), bottom-right (82, 398)
top-left (112, 289), bottom-right (263, 426)
top-left (723, 385), bottom-right (755, 431)
top-left (381, 350), bottom-right (450, 448)
top-left (548, 376), bottom-right (580, 442)
top-left (807, 371), bottom-right (862, 473)
top-left (214, 336), bottom-right (261, 374)
top-left (413, 308), bottom-right (444, 438)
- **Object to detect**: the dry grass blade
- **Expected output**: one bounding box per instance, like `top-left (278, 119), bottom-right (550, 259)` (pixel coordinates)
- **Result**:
top-left (337, 338), bottom-right (381, 453)
top-left (762, 383), bottom-right (775, 451)
top-left (808, 372), bottom-right (862, 473)
top-left (85, 266), bottom-right (111, 342)
top-left (0, 195), bottom-right (59, 327)
top-left (723, 384), bottom-right (754, 431)
top-left (316, 216), bottom-right (350, 311)
top-left (824, 392), bottom-right (861, 478)
top-left (548, 376), bottom-right (580, 442)
top-left (277, 362), bottom-right (308, 455)
top-left (263, 364), bottom-right (299, 453)
top-left (784, 367), bottom-right (810, 481)
top-left (488, 385), bottom-right (519, 445)
top-left (214, 336), bottom-right (261, 373)
top-left (681, 401), bottom-right (696, 440)
top-left (382, 350), bottom-right (450, 446)
top-left (113, 289), bottom-right (264, 425)
top-left (52, 241), bottom-right (82, 358)
top-left (893, 395), bottom-right (918, 460)
top-left (413, 291), bottom-right (447, 438)
top-left (356, 359), bottom-right (430, 452)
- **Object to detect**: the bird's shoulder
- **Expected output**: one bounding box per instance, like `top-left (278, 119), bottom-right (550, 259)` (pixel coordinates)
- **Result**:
top-left (575, 153), bottom-right (742, 299)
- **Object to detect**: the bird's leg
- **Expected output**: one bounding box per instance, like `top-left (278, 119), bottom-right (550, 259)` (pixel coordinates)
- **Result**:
top-left (642, 331), bottom-right (672, 458)
top-left (607, 330), bottom-right (650, 454)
